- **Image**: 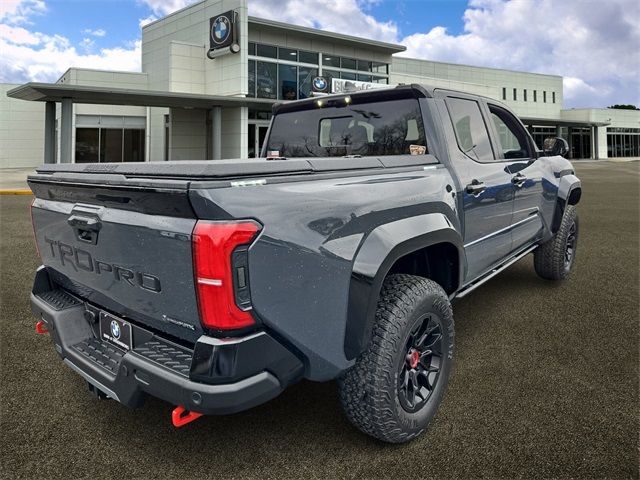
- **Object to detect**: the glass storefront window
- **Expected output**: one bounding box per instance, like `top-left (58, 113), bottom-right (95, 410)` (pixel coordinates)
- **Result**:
top-left (75, 128), bottom-right (99, 163)
top-left (341, 71), bottom-right (357, 80)
top-left (257, 44), bottom-right (277, 58)
top-left (256, 61), bottom-right (277, 99)
top-left (372, 62), bottom-right (387, 74)
top-left (322, 55), bottom-right (340, 68)
top-left (248, 60), bottom-right (256, 97)
top-left (76, 125), bottom-right (145, 163)
top-left (123, 129), bottom-right (145, 162)
top-left (357, 74), bottom-right (372, 82)
top-left (341, 57), bottom-right (357, 70)
top-left (100, 129), bottom-right (123, 163)
top-left (278, 64), bottom-right (297, 100)
top-left (298, 50), bottom-right (318, 64)
top-left (298, 66), bottom-right (318, 99)
top-left (279, 47), bottom-right (297, 62)
top-left (323, 69), bottom-right (339, 91)
top-left (247, 42), bottom-right (256, 55)
top-left (357, 59), bottom-right (372, 72)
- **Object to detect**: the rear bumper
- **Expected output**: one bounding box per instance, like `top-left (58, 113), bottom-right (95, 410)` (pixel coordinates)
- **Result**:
top-left (31, 268), bottom-right (303, 415)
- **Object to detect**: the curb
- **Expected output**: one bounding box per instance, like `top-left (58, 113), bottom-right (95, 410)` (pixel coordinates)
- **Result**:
top-left (0, 189), bottom-right (32, 195)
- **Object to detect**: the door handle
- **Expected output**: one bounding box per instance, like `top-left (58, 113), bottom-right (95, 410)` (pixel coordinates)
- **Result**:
top-left (68, 214), bottom-right (102, 244)
top-left (465, 180), bottom-right (486, 196)
top-left (512, 173), bottom-right (527, 187)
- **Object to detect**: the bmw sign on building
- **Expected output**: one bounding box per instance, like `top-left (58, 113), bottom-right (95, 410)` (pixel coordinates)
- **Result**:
top-left (207, 10), bottom-right (239, 59)
top-left (311, 76), bottom-right (329, 93)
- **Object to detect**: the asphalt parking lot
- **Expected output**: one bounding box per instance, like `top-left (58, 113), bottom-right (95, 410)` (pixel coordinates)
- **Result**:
top-left (1, 161), bottom-right (638, 479)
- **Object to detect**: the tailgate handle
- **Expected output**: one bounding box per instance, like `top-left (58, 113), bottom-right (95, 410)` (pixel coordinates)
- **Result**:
top-left (68, 214), bottom-right (102, 244)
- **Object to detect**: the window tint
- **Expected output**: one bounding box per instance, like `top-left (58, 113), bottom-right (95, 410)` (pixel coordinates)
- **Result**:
top-left (248, 60), bottom-right (256, 97)
top-left (298, 66), bottom-right (317, 99)
top-left (278, 64), bottom-right (297, 100)
top-left (446, 97), bottom-right (494, 162)
top-left (256, 61), bottom-right (277, 99)
top-left (278, 47), bottom-right (297, 61)
top-left (322, 55), bottom-right (340, 68)
top-left (266, 98), bottom-right (427, 157)
top-left (298, 50), bottom-right (318, 64)
top-left (256, 44), bottom-right (277, 58)
top-left (341, 57), bottom-right (357, 70)
top-left (75, 128), bottom-right (99, 163)
top-left (489, 105), bottom-right (531, 159)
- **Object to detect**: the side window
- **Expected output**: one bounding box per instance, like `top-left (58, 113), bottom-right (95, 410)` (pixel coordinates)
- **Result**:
top-left (489, 105), bottom-right (531, 159)
top-left (446, 97), bottom-right (494, 162)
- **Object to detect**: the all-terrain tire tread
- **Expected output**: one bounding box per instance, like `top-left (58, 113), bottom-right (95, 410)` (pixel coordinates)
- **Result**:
top-left (534, 205), bottom-right (579, 280)
top-left (337, 274), bottom-right (453, 443)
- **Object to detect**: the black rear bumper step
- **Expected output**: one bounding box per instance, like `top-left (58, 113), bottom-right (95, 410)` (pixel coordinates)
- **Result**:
top-left (134, 340), bottom-right (192, 377)
top-left (30, 268), bottom-right (304, 415)
top-left (36, 289), bottom-right (81, 310)
top-left (73, 337), bottom-right (124, 376)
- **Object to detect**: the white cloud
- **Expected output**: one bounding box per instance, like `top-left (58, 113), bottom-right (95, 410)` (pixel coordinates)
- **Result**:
top-left (0, 1), bottom-right (139, 83)
top-left (0, 23), bottom-right (41, 44)
top-left (0, 0), bottom-right (45, 24)
top-left (248, 0), bottom-right (398, 43)
top-left (82, 28), bottom-right (106, 37)
top-left (0, 35), bottom-right (141, 83)
top-left (139, 0), bottom-right (197, 16)
top-left (139, 14), bottom-right (157, 28)
top-left (397, 0), bottom-right (640, 107)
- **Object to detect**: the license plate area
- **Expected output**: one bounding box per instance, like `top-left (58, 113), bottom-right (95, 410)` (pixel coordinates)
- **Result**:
top-left (99, 312), bottom-right (132, 351)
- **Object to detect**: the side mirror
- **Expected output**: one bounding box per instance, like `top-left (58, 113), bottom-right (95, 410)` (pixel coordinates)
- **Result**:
top-left (543, 137), bottom-right (569, 158)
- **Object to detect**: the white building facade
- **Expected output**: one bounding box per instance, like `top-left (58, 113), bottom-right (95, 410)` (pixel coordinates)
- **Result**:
top-left (2, 0), bottom-right (639, 168)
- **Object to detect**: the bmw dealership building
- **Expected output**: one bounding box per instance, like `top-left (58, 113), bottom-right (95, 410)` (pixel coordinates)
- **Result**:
top-left (2, 0), bottom-right (639, 168)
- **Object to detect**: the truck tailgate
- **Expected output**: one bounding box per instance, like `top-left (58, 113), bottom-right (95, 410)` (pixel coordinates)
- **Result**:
top-left (29, 173), bottom-right (203, 344)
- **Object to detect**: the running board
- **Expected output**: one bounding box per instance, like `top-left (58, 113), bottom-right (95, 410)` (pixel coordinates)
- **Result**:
top-left (455, 244), bottom-right (538, 299)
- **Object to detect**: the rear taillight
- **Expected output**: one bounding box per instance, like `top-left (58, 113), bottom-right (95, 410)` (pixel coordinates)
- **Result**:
top-left (192, 221), bottom-right (261, 331)
top-left (30, 198), bottom-right (40, 258)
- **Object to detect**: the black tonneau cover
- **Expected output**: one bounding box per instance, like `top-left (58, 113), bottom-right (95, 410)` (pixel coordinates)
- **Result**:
top-left (33, 155), bottom-right (438, 180)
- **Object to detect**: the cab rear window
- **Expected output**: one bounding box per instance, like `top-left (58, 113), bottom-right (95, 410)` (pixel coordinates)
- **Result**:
top-left (265, 98), bottom-right (427, 157)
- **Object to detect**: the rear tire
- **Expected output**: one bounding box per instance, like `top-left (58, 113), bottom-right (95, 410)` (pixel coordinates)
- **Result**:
top-left (534, 205), bottom-right (579, 280)
top-left (338, 274), bottom-right (454, 443)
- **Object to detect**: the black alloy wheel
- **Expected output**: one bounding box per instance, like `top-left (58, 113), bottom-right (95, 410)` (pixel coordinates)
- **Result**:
top-left (398, 313), bottom-right (443, 412)
top-left (564, 221), bottom-right (577, 271)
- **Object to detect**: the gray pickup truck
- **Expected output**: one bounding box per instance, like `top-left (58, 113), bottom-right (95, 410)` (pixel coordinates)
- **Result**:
top-left (28, 85), bottom-right (581, 443)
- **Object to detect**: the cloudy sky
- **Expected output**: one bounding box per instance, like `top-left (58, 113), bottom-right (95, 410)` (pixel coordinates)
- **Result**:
top-left (1, 0), bottom-right (638, 108)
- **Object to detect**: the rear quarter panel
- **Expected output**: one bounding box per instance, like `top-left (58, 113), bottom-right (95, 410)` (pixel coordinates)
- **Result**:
top-left (190, 167), bottom-right (459, 380)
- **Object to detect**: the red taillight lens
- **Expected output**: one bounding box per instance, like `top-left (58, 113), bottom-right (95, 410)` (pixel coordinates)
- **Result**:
top-left (30, 198), bottom-right (41, 258)
top-left (192, 221), bottom-right (260, 331)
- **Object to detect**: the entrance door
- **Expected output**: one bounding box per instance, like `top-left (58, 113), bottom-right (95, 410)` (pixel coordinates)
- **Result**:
top-left (248, 123), bottom-right (270, 158)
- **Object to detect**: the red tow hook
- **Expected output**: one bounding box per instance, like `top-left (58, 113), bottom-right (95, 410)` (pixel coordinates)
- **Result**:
top-left (35, 320), bottom-right (49, 334)
top-left (172, 405), bottom-right (203, 428)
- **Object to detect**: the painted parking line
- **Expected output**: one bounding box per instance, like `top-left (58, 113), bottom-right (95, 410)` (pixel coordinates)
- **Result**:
top-left (0, 189), bottom-right (32, 195)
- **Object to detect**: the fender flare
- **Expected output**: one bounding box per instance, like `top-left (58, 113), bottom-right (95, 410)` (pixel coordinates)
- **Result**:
top-left (344, 213), bottom-right (464, 360)
top-left (558, 174), bottom-right (581, 206)
top-left (552, 174), bottom-right (581, 233)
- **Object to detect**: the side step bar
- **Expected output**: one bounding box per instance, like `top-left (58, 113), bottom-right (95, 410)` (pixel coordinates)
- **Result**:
top-left (455, 244), bottom-right (538, 299)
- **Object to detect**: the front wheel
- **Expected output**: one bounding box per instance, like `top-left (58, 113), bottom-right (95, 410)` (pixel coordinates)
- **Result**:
top-left (338, 274), bottom-right (454, 443)
top-left (534, 205), bottom-right (579, 280)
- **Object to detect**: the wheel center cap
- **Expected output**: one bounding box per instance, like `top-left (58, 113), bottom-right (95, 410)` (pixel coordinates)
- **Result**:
top-left (407, 349), bottom-right (420, 369)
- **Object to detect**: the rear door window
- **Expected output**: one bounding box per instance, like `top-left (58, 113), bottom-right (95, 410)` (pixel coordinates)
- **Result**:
top-left (266, 98), bottom-right (427, 157)
top-left (446, 97), bottom-right (494, 162)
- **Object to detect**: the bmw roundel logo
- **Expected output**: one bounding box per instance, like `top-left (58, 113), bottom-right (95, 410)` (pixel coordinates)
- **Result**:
top-left (110, 320), bottom-right (121, 339)
top-left (313, 76), bottom-right (328, 92)
top-left (211, 15), bottom-right (231, 44)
